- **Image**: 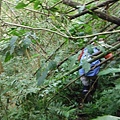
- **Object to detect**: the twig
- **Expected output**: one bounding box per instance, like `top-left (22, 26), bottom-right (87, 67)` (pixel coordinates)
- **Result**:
top-left (45, 41), bottom-right (66, 62)
top-left (4, 1), bottom-right (22, 23)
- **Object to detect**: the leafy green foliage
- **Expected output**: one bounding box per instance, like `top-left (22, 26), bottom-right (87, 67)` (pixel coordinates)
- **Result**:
top-left (48, 60), bottom-right (57, 70)
top-left (15, 2), bottom-right (28, 9)
top-left (2, 29), bottom-right (37, 61)
top-left (4, 51), bottom-right (14, 62)
top-left (33, 0), bottom-right (42, 9)
top-left (86, 44), bottom-right (94, 54)
top-left (98, 68), bottom-right (120, 75)
top-left (82, 76), bottom-right (120, 119)
top-left (1, 0), bottom-right (120, 120)
top-left (82, 59), bottom-right (91, 73)
top-left (36, 67), bottom-right (48, 86)
top-left (9, 36), bottom-right (18, 54)
top-left (36, 61), bottom-right (57, 86)
top-left (92, 115), bottom-right (120, 120)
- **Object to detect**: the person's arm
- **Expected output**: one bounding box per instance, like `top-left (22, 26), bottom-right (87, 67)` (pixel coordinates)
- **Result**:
top-left (78, 49), bottom-right (84, 61)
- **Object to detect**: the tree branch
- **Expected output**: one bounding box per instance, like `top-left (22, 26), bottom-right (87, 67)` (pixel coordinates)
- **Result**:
top-left (93, 10), bottom-right (120, 26)
top-left (69, 0), bottom-right (119, 19)
top-left (45, 41), bottom-right (66, 62)
top-left (69, 30), bottom-right (120, 40)
top-left (2, 21), bottom-right (120, 40)
top-left (47, 0), bottom-right (62, 10)
top-left (2, 21), bottom-right (68, 38)
top-left (62, 0), bottom-right (81, 9)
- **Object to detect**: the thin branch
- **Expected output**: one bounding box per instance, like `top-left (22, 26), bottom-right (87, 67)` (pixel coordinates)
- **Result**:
top-left (0, 0), bottom-right (2, 16)
top-left (62, 0), bottom-right (82, 9)
top-left (1, 7), bottom-right (14, 21)
top-left (0, 0), bottom-right (2, 38)
top-left (45, 41), bottom-right (66, 62)
top-left (50, 22), bottom-right (67, 37)
top-left (4, 1), bottom-right (22, 23)
top-left (47, 0), bottom-right (62, 10)
top-left (69, 30), bottom-right (120, 40)
top-left (2, 21), bottom-right (68, 38)
top-left (3, 0), bottom-right (49, 16)
top-left (2, 21), bottom-right (120, 40)
top-left (65, 0), bottom-right (100, 14)
top-left (45, 33), bottom-right (55, 49)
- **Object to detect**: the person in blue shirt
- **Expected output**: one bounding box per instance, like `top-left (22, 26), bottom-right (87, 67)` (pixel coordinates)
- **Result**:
top-left (78, 45), bottom-right (100, 96)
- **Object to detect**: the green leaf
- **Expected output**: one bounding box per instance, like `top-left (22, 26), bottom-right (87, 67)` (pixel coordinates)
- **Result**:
top-left (48, 61), bottom-right (57, 70)
top-left (96, 45), bottom-right (105, 52)
top-left (86, 44), bottom-right (94, 54)
top-left (10, 36), bottom-right (18, 47)
top-left (115, 84), bottom-right (120, 90)
top-left (4, 51), bottom-right (13, 62)
top-left (9, 36), bottom-right (18, 54)
top-left (92, 115), bottom-right (120, 120)
top-left (50, 7), bottom-right (58, 12)
top-left (23, 37), bottom-right (32, 48)
top-left (82, 60), bottom-right (91, 73)
top-left (68, 56), bottom-right (76, 70)
top-left (98, 68), bottom-right (120, 76)
top-left (37, 68), bottom-right (48, 86)
top-left (15, 2), bottom-right (28, 9)
top-left (34, 0), bottom-right (42, 9)
top-left (92, 13), bottom-right (99, 19)
top-left (114, 78), bottom-right (120, 89)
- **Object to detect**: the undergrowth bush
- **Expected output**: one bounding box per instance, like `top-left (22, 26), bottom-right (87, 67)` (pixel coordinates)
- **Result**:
top-left (0, 52), bottom-right (120, 120)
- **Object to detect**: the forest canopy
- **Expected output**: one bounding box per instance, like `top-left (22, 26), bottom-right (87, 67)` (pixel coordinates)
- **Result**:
top-left (0, 0), bottom-right (120, 120)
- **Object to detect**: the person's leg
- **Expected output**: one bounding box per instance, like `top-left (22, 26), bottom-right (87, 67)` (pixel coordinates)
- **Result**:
top-left (88, 76), bottom-right (98, 95)
top-left (80, 76), bottom-right (90, 95)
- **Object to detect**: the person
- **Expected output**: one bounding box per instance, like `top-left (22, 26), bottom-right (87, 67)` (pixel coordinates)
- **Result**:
top-left (78, 45), bottom-right (101, 97)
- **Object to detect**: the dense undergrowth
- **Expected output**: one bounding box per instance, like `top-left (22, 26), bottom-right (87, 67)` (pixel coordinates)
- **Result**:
top-left (0, 0), bottom-right (120, 120)
top-left (0, 54), bottom-right (120, 120)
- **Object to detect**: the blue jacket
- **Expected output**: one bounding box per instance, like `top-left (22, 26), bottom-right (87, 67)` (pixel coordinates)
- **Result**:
top-left (79, 47), bottom-right (100, 76)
